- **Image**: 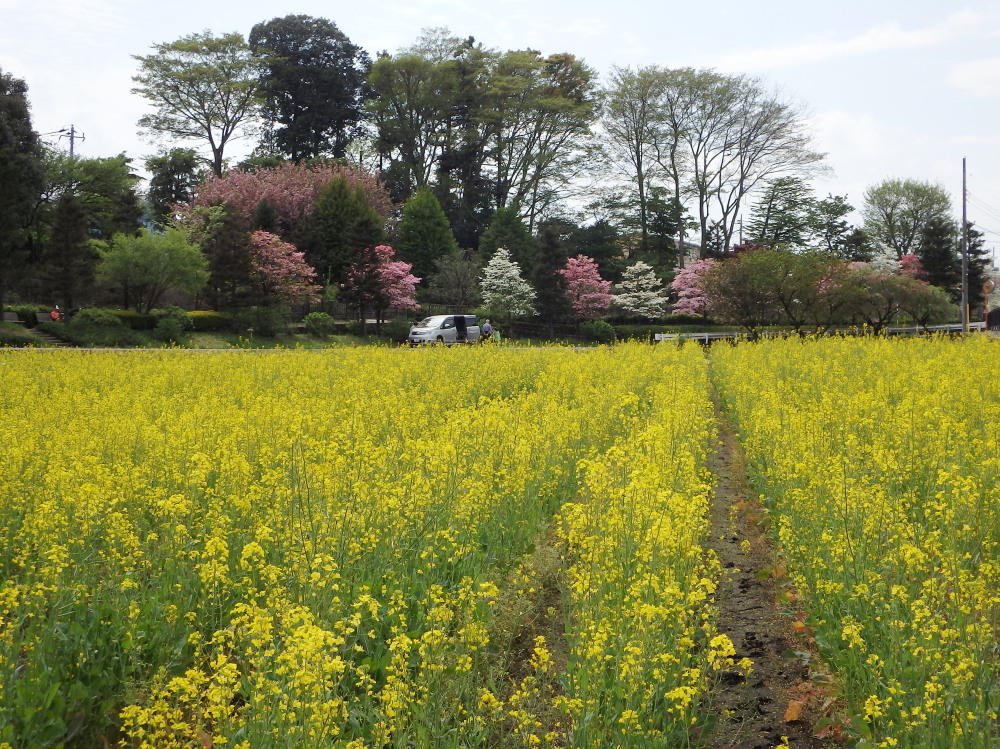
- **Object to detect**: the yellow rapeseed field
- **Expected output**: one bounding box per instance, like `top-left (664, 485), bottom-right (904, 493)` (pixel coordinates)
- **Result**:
top-left (712, 336), bottom-right (1000, 749)
top-left (0, 344), bottom-right (724, 749)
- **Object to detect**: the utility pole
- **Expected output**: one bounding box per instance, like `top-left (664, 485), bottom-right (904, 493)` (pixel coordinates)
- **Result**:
top-left (59, 124), bottom-right (85, 157)
top-left (961, 158), bottom-right (969, 332)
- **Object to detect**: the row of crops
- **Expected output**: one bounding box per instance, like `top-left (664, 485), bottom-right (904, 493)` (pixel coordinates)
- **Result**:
top-left (0, 339), bottom-right (997, 747)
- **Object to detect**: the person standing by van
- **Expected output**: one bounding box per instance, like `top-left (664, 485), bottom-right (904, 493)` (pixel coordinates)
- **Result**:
top-left (481, 318), bottom-right (493, 341)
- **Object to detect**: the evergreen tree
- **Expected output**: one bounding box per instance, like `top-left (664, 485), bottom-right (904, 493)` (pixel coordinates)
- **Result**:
top-left (145, 148), bottom-right (201, 226)
top-left (916, 216), bottom-right (960, 299)
top-left (966, 222), bottom-right (992, 314)
top-left (531, 219), bottom-right (572, 331)
top-left (478, 205), bottom-right (536, 269)
top-left (306, 176), bottom-right (384, 286)
top-left (44, 192), bottom-right (97, 308)
top-left (198, 203), bottom-right (254, 309)
top-left (396, 187), bottom-right (459, 282)
top-left (427, 251), bottom-right (482, 308)
top-left (0, 66), bottom-right (44, 309)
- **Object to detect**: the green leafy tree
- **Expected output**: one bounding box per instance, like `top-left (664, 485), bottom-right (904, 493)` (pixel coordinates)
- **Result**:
top-left (132, 31), bottom-right (260, 177)
top-left (193, 203), bottom-right (254, 308)
top-left (367, 49), bottom-right (454, 197)
top-left (965, 222), bottom-right (992, 314)
top-left (97, 228), bottom-right (209, 312)
top-left (0, 66), bottom-right (44, 310)
top-left (861, 178), bottom-right (951, 260)
top-left (249, 15), bottom-right (371, 160)
top-left (40, 151), bottom-right (144, 241)
top-left (305, 176), bottom-right (384, 286)
top-left (396, 187), bottom-right (458, 281)
top-left (745, 176), bottom-right (815, 249)
top-left (479, 204), bottom-right (536, 269)
top-left (426, 251), bottom-right (482, 308)
top-left (145, 148), bottom-right (202, 226)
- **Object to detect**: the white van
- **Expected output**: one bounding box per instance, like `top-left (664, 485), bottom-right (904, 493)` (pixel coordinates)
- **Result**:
top-left (409, 314), bottom-right (481, 345)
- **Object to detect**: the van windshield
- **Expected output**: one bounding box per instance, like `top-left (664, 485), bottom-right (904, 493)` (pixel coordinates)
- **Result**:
top-left (417, 317), bottom-right (438, 327)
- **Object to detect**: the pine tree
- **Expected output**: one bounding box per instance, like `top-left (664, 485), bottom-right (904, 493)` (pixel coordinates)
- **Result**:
top-left (478, 205), bottom-right (536, 269)
top-left (44, 192), bottom-right (97, 308)
top-left (396, 187), bottom-right (459, 282)
top-left (916, 216), bottom-right (960, 300)
top-left (0, 67), bottom-right (44, 309)
top-left (306, 176), bottom-right (384, 286)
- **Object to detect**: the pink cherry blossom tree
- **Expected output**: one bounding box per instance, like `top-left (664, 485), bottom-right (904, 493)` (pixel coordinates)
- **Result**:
top-left (340, 245), bottom-right (419, 332)
top-left (184, 161), bottom-right (394, 236)
top-left (557, 254), bottom-right (612, 320)
top-left (248, 231), bottom-right (322, 307)
top-left (669, 258), bottom-right (717, 315)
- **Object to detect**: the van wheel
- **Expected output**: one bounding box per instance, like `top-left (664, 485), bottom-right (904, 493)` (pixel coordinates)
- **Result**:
top-left (436, 336), bottom-right (444, 343)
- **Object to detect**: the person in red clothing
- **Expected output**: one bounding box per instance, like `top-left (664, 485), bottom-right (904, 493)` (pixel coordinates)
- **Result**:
top-left (49, 306), bottom-right (62, 322)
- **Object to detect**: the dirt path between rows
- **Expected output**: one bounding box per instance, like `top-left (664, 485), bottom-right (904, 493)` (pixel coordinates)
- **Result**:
top-left (700, 404), bottom-right (839, 749)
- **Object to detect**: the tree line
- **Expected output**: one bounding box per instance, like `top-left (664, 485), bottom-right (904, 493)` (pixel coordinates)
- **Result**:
top-left (0, 17), bottom-right (991, 329)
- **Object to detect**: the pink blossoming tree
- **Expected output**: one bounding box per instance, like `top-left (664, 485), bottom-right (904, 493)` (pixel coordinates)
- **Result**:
top-left (669, 258), bottom-right (717, 315)
top-left (185, 161), bottom-right (394, 236)
top-left (557, 254), bottom-right (612, 320)
top-left (248, 231), bottom-right (322, 307)
top-left (340, 245), bottom-right (419, 332)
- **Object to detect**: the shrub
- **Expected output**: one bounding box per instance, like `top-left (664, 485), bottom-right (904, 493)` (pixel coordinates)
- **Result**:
top-left (152, 307), bottom-right (192, 343)
top-left (109, 310), bottom-right (157, 330)
top-left (71, 308), bottom-right (126, 328)
top-left (10, 305), bottom-right (48, 328)
top-left (382, 319), bottom-right (412, 344)
top-left (302, 311), bottom-right (336, 337)
top-left (578, 319), bottom-right (615, 344)
top-left (229, 307), bottom-right (285, 337)
top-left (187, 311), bottom-right (230, 332)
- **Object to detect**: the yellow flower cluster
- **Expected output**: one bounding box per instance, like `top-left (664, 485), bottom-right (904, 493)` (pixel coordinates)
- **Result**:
top-left (0, 344), bottom-right (724, 748)
top-left (555, 343), bottom-right (726, 746)
top-left (712, 336), bottom-right (1000, 748)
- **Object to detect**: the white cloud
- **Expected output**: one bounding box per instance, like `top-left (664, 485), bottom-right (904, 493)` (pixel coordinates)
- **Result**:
top-left (948, 57), bottom-right (1000, 97)
top-left (706, 9), bottom-right (988, 72)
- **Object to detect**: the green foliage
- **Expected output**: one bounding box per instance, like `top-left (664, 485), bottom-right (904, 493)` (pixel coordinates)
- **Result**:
top-left (577, 319), bottom-right (615, 343)
top-left (229, 306), bottom-right (286, 337)
top-left (43, 192), bottom-right (98, 308)
top-left (302, 311), bottom-right (336, 336)
top-left (0, 323), bottom-right (41, 346)
top-left (862, 178), bottom-right (952, 260)
top-left (249, 15), bottom-right (370, 160)
top-left (381, 318), bottom-right (412, 344)
top-left (97, 228), bottom-right (209, 313)
top-left (397, 187), bottom-right (459, 281)
top-left (108, 309), bottom-right (157, 330)
top-left (305, 176), bottom-right (384, 286)
top-left (132, 31), bottom-right (260, 176)
top-left (144, 148), bottom-right (202, 226)
top-left (479, 205), bottom-right (535, 269)
top-left (187, 310), bottom-right (230, 331)
top-left (71, 308), bottom-right (126, 327)
top-left (0, 66), bottom-right (44, 310)
top-left (152, 307), bottom-right (192, 343)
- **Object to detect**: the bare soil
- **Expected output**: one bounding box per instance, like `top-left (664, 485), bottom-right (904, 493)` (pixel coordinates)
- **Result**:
top-left (699, 407), bottom-right (841, 749)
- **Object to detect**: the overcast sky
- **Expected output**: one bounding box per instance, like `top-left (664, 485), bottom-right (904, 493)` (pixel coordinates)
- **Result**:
top-left (3, 0), bottom-right (999, 253)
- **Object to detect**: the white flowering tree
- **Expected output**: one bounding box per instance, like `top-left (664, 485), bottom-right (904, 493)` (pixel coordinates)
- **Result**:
top-left (614, 261), bottom-right (669, 318)
top-left (480, 247), bottom-right (536, 319)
